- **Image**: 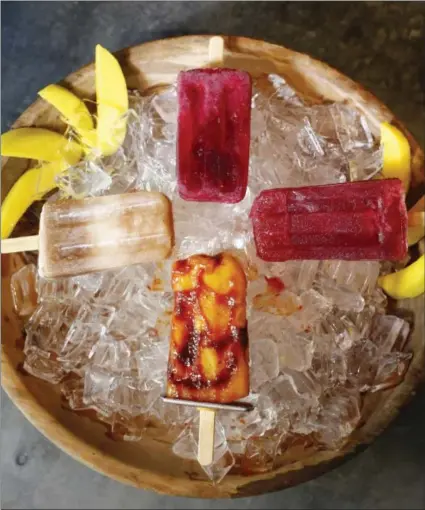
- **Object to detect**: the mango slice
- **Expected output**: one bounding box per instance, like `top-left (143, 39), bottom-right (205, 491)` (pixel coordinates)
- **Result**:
top-left (95, 44), bottom-right (128, 156)
top-left (407, 197), bottom-right (425, 246)
top-left (172, 255), bottom-right (213, 291)
top-left (203, 253), bottom-right (247, 297)
top-left (199, 289), bottom-right (231, 337)
top-left (38, 84), bottom-right (94, 141)
top-left (200, 347), bottom-right (220, 380)
top-left (1, 128), bottom-right (82, 164)
top-left (1, 160), bottom-right (70, 238)
top-left (380, 122), bottom-right (411, 192)
top-left (378, 255), bottom-right (424, 299)
top-left (171, 318), bottom-right (187, 350)
top-left (172, 271), bottom-right (197, 292)
top-left (225, 354), bottom-right (249, 398)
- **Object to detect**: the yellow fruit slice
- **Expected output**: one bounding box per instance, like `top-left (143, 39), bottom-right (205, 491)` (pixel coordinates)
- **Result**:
top-left (380, 122), bottom-right (411, 192)
top-left (172, 271), bottom-right (197, 292)
top-left (1, 160), bottom-right (71, 238)
top-left (200, 347), bottom-right (220, 380)
top-left (171, 318), bottom-right (186, 350)
top-left (95, 44), bottom-right (128, 156)
top-left (203, 254), bottom-right (247, 297)
top-left (199, 289), bottom-right (231, 337)
top-left (408, 213), bottom-right (425, 246)
top-left (1, 128), bottom-right (82, 164)
top-left (407, 196), bottom-right (425, 246)
top-left (378, 255), bottom-right (424, 299)
top-left (38, 84), bottom-right (94, 140)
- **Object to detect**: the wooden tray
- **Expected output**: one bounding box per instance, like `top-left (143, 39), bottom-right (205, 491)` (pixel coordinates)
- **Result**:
top-left (1, 35), bottom-right (424, 498)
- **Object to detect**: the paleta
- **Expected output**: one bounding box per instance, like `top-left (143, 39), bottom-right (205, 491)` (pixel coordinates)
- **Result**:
top-left (166, 253), bottom-right (250, 403)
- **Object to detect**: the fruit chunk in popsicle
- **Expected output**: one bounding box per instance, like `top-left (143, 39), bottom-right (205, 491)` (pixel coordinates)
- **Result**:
top-left (38, 191), bottom-right (173, 278)
top-left (177, 68), bottom-right (252, 204)
top-left (250, 179), bottom-right (407, 262)
top-left (166, 253), bottom-right (249, 403)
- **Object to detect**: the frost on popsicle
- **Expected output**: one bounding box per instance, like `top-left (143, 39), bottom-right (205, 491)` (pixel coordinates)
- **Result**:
top-left (9, 72), bottom-right (413, 484)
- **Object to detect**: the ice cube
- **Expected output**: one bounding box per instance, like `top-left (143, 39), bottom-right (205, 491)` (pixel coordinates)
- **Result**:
top-left (152, 86), bottom-right (177, 124)
top-left (370, 314), bottom-right (410, 353)
top-left (23, 348), bottom-right (66, 384)
top-left (322, 261), bottom-right (380, 294)
top-left (369, 352), bottom-right (412, 393)
top-left (318, 280), bottom-right (365, 313)
top-left (315, 389), bottom-right (361, 447)
top-left (173, 418), bottom-right (235, 483)
top-left (10, 264), bottom-right (38, 316)
top-left (330, 103), bottom-right (374, 152)
top-left (110, 412), bottom-right (147, 441)
top-left (286, 290), bottom-right (332, 332)
top-left (250, 338), bottom-right (280, 391)
top-left (83, 366), bottom-right (116, 415)
top-left (241, 435), bottom-right (284, 474)
top-left (56, 160), bottom-right (112, 199)
top-left (275, 329), bottom-right (315, 372)
top-left (61, 377), bottom-right (87, 411)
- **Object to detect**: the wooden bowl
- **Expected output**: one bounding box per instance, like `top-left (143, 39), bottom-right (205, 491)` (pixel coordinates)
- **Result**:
top-left (1, 35), bottom-right (424, 498)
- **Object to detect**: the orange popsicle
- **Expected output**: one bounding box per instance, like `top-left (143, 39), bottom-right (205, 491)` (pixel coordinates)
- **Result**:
top-left (166, 253), bottom-right (250, 403)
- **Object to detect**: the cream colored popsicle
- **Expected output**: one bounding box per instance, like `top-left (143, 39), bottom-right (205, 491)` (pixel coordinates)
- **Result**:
top-left (2, 191), bottom-right (174, 278)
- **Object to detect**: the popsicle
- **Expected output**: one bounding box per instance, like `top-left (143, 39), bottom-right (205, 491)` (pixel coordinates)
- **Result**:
top-left (166, 253), bottom-right (249, 402)
top-left (1, 191), bottom-right (174, 278)
top-left (177, 68), bottom-right (252, 203)
top-left (165, 253), bottom-right (250, 465)
top-left (250, 179), bottom-right (407, 262)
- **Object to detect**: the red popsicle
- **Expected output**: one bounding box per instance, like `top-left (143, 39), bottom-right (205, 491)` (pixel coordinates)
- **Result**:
top-left (250, 179), bottom-right (407, 261)
top-left (177, 68), bottom-right (252, 203)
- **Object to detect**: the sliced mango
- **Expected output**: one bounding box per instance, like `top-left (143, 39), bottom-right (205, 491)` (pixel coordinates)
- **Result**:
top-left (378, 255), bottom-right (424, 299)
top-left (407, 197), bottom-right (425, 246)
top-left (38, 84), bottom-right (94, 141)
top-left (203, 253), bottom-right (247, 297)
top-left (95, 44), bottom-right (128, 156)
top-left (171, 318), bottom-right (187, 349)
top-left (172, 255), bottom-right (212, 291)
top-left (172, 271), bottom-right (197, 292)
top-left (221, 353), bottom-right (250, 402)
top-left (380, 122), bottom-right (411, 192)
top-left (200, 347), bottom-right (220, 380)
top-left (1, 160), bottom-right (70, 238)
top-left (199, 289), bottom-right (231, 337)
top-left (408, 212), bottom-right (425, 246)
top-left (1, 128), bottom-right (82, 164)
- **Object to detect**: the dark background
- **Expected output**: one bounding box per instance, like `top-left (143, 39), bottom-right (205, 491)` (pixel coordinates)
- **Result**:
top-left (1, 2), bottom-right (424, 509)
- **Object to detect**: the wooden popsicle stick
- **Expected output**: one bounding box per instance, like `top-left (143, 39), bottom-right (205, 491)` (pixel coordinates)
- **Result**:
top-left (197, 407), bottom-right (216, 466)
top-left (194, 40), bottom-right (228, 468)
top-left (208, 36), bottom-right (224, 67)
top-left (1, 235), bottom-right (39, 253)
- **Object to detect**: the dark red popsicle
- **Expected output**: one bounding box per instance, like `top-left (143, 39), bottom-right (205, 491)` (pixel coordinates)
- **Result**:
top-left (177, 68), bottom-right (252, 203)
top-left (250, 179), bottom-right (408, 261)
